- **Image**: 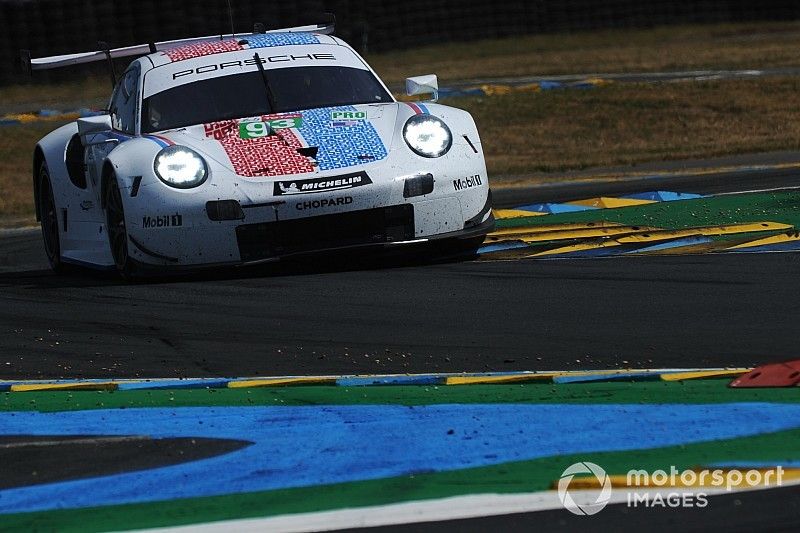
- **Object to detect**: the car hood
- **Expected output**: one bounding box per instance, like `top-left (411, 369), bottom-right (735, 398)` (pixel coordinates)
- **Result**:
top-left (154, 103), bottom-right (399, 179)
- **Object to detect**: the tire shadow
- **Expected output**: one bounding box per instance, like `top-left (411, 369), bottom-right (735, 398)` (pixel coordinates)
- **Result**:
top-left (0, 245), bottom-right (481, 288)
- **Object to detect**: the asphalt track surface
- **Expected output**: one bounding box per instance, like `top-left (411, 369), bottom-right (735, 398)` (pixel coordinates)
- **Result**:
top-left (2, 163), bottom-right (800, 380)
top-left (2, 163), bottom-right (800, 532)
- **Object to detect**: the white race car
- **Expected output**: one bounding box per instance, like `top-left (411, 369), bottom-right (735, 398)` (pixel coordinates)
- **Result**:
top-left (26, 20), bottom-right (493, 277)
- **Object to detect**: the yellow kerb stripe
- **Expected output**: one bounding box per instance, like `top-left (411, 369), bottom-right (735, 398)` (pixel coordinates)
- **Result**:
top-left (527, 241), bottom-right (621, 257)
top-left (10, 382), bottom-right (119, 392)
top-left (445, 374), bottom-right (557, 385)
top-left (562, 469), bottom-right (800, 490)
top-left (568, 197), bottom-right (656, 209)
top-left (228, 377), bottom-right (336, 388)
top-left (493, 209), bottom-right (548, 219)
top-left (617, 222), bottom-right (792, 243)
top-left (490, 221), bottom-right (623, 237)
top-left (727, 232), bottom-right (800, 249)
top-left (661, 369), bottom-right (750, 381)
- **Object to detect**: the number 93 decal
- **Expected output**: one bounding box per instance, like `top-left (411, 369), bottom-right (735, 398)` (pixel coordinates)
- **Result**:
top-left (239, 115), bottom-right (303, 139)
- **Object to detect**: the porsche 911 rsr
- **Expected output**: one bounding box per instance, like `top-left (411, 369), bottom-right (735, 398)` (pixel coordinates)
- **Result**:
top-left (26, 21), bottom-right (493, 276)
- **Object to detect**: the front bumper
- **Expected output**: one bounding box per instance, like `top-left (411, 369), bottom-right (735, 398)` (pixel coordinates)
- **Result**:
top-left (236, 204), bottom-right (494, 263)
top-left (128, 196), bottom-right (493, 269)
top-left (127, 210), bottom-right (493, 275)
top-left (126, 162), bottom-right (492, 267)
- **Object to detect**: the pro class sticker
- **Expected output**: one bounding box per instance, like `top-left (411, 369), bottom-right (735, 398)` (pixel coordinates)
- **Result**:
top-left (274, 171), bottom-right (372, 196)
top-left (330, 110), bottom-right (368, 128)
top-left (331, 110), bottom-right (367, 121)
top-left (239, 115), bottom-right (303, 139)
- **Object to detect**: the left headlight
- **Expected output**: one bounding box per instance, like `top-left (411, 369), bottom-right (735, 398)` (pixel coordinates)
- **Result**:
top-left (154, 145), bottom-right (208, 189)
top-left (403, 115), bottom-right (452, 158)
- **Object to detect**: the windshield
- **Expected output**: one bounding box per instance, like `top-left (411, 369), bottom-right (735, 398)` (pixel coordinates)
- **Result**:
top-left (142, 66), bottom-right (393, 133)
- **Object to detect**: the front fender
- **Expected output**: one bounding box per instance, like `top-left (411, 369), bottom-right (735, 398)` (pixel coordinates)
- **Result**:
top-left (391, 102), bottom-right (485, 153)
top-left (102, 137), bottom-right (163, 197)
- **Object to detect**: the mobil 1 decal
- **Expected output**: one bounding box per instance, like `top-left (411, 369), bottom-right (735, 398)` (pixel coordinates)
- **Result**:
top-left (453, 174), bottom-right (483, 191)
top-left (239, 115), bottom-right (304, 139)
top-left (274, 171), bottom-right (373, 196)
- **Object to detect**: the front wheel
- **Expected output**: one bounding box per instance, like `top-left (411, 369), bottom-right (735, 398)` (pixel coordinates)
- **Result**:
top-left (104, 175), bottom-right (137, 278)
top-left (38, 162), bottom-right (63, 272)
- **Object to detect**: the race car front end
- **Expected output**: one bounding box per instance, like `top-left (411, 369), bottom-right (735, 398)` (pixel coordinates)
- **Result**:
top-left (112, 101), bottom-right (492, 269)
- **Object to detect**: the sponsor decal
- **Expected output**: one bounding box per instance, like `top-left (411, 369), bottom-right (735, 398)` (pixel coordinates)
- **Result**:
top-left (274, 172), bottom-right (372, 196)
top-left (142, 214), bottom-right (183, 229)
top-left (172, 54), bottom-right (337, 79)
top-left (330, 110), bottom-right (367, 128)
top-left (296, 196), bottom-right (353, 210)
top-left (453, 174), bottom-right (483, 191)
top-left (239, 115), bottom-right (303, 139)
top-left (331, 111), bottom-right (367, 121)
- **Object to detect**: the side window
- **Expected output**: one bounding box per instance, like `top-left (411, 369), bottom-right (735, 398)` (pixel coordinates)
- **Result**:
top-left (109, 67), bottom-right (139, 135)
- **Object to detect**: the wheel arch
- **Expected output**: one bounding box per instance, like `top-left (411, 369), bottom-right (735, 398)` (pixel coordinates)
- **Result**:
top-left (33, 122), bottom-right (80, 222)
top-left (100, 160), bottom-right (117, 209)
top-left (32, 145), bottom-right (46, 221)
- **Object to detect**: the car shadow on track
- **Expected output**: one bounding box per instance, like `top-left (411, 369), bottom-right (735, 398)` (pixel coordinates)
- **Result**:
top-left (0, 246), bottom-right (481, 288)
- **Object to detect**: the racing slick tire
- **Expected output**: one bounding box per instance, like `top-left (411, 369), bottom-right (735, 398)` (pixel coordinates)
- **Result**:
top-left (104, 174), bottom-right (138, 279)
top-left (37, 162), bottom-right (64, 273)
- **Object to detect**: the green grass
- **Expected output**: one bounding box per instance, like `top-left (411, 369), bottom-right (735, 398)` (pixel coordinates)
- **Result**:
top-left (452, 77), bottom-right (800, 176)
top-left (497, 190), bottom-right (800, 231)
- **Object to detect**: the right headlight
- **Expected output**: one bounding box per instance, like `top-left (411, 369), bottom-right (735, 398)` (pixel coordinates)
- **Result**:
top-left (403, 115), bottom-right (453, 158)
top-left (154, 145), bottom-right (208, 189)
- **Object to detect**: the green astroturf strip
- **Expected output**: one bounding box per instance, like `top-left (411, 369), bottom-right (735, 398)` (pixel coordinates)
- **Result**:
top-left (4, 428), bottom-right (799, 532)
top-left (497, 191), bottom-right (800, 230)
top-left (2, 380), bottom-right (800, 412)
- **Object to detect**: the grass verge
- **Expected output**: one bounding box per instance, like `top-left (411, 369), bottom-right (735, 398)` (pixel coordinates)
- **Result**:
top-left (0, 120), bottom-right (69, 223)
top-left (368, 22), bottom-right (800, 85)
top-left (452, 77), bottom-right (800, 176)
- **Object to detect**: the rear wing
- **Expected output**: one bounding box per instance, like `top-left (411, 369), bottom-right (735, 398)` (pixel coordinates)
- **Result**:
top-left (20, 18), bottom-right (335, 74)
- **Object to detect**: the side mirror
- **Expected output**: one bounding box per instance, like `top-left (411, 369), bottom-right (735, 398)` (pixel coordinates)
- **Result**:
top-left (77, 115), bottom-right (113, 137)
top-left (406, 74), bottom-right (439, 102)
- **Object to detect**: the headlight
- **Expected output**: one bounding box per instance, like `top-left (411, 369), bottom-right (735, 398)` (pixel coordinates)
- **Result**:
top-left (154, 145), bottom-right (208, 189)
top-left (403, 115), bottom-right (452, 158)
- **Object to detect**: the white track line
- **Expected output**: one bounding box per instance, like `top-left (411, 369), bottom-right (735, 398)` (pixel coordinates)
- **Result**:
top-left (138, 480), bottom-right (800, 533)
top-left (714, 185), bottom-right (800, 196)
top-left (136, 491), bottom-right (598, 533)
